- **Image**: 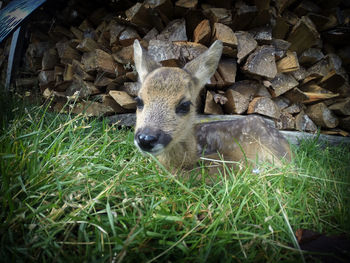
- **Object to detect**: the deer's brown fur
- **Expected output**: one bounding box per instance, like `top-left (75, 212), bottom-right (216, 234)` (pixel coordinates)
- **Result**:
top-left (133, 40), bottom-right (291, 171)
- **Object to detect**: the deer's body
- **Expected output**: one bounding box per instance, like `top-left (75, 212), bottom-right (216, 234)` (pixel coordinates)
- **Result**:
top-left (133, 40), bottom-right (291, 171)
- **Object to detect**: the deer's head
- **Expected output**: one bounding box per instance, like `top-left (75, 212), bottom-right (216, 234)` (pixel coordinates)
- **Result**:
top-left (133, 40), bottom-right (223, 156)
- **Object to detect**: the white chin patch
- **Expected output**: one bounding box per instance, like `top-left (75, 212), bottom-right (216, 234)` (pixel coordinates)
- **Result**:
top-left (134, 140), bottom-right (165, 156)
top-left (151, 144), bottom-right (165, 155)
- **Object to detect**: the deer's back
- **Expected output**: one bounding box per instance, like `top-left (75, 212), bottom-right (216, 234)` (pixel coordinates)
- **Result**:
top-left (196, 115), bottom-right (292, 166)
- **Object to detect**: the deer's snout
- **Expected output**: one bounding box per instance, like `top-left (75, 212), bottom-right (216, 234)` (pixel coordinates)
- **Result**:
top-left (135, 127), bottom-right (172, 155)
top-left (137, 133), bottom-right (158, 151)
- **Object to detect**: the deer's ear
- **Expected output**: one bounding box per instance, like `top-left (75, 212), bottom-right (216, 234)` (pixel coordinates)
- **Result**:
top-left (183, 40), bottom-right (223, 88)
top-left (133, 40), bottom-right (161, 83)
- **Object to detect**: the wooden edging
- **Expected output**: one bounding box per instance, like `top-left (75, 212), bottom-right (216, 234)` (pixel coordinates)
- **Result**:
top-left (108, 114), bottom-right (350, 146)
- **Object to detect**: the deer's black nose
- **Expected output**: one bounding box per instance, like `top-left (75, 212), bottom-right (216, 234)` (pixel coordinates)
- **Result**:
top-left (136, 133), bottom-right (159, 151)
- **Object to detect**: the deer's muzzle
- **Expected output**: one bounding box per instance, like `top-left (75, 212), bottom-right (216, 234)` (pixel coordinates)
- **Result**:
top-left (134, 127), bottom-right (172, 155)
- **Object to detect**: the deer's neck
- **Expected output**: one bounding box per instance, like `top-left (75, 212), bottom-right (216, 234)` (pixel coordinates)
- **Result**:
top-left (157, 127), bottom-right (198, 170)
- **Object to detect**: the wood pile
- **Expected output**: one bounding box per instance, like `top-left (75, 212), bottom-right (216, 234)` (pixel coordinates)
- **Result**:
top-left (1, 0), bottom-right (350, 134)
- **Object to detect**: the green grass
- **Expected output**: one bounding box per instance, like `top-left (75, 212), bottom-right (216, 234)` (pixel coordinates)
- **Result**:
top-left (1, 101), bottom-right (350, 262)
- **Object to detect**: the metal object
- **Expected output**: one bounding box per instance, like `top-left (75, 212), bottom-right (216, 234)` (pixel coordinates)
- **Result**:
top-left (0, 0), bottom-right (46, 43)
top-left (1, 0), bottom-right (47, 90)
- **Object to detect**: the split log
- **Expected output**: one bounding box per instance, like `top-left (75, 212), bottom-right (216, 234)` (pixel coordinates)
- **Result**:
top-left (89, 8), bottom-right (109, 27)
top-left (306, 57), bottom-right (333, 79)
top-left (204, 8), bottom-right (232, 25)
top-left (287, 16), bottom-right (320, 55)
top-left (125, 2), bottom-right (152, 28)
top-left (185, 9), bottom-right (205, 40)
top-left (217, 59), bottom-right (237, 85)
top-left (339, 116), bottom-right (350, 131)
top-left (305, 102), bottom-right (339, 128)
top-left (147, 40), bottom-right (207, 65)
top-left (283, 10), bottom-right (301, 26)
top-left (175, 0), bottom-right (198, 15)
top-left (119, 27), bottom-right (141, 46)
top-left (76, 38), bottom-right (99, 52)
top-left (255, 0), bottom-right (270, 11)
top-left (42, 48), bottom-right (58, 70)
top-left (273, 16), bottom-right (290, 39)
top-left (303, 92), bottom-right (339, 104)
top-left (63, 64), bottom-right (73, 81)
top-left (96, 20), bottom-right (107, 37)
top-left (204, 91), bottom-right (223, 115)
top-left (81, 49), bottom-right (117, 75)
top-left (247, 97), bottom-right (280, 119)
top-left (250, 9), bottom-right (271, 29)
top-left (54, 66), bottom-right (64, 83)
top-left (109, 90), bottom-right (136, 110)
top-left (284, 88), bottom-right (309, 103)
top-left (276, 51), bottom-right (300, 73)
top-left (300, 82), bottom-right (329, 93)
top-left (70, 26), bottom-right (83, 40)
top-left (72, 59), bottom-right (94, 81)
top-left (299, 48), bottom-right (324, 66)
top-left (270, 73), bottom-right (299, 96)
top-left (71, 101), bottom-right (116, 116)
top-left (109, 21), bottom-right (126, 46)
top-left (230, 80), bottom-right (264, 100)
top-left (275, 0), bottom-right (298, 14)
top-left (224, 89), bottom-right (250, 114)
top-left (319, 69), bottom-right (347, 93)
top-left (65, 76), bottom-right (100, 98)
top-left (273, 96), bottom-right (290, 110)
top-left (337, 46), bottom-right (350, 67)
top-left (205, 0), bottom-right (232, 9)
top-left (51, 24), bottom-right (74, 40)
top-left (292, 67), bottom-right (307, 81)
top-left (243, 45), bottom-right (277, 79)
top-left (126, 71), bottom-right (138, 82)
top-left (235, 31), bottom-right (257, 64)
top-left (213, 71), bottom-right (225, 88)
top-left (94, 72), bottom-right (115, 87)
top-left (283, 103), bottom-right (302, 114)
top-left (295, 110), bottom-right (317, 132)
top-left (157, 19), bottom-right (187, 42)
top-left (193, 19), bottom-right (211, 45)
top-left (272, 39), bottom-right (291, 59)
top-left (276, 112), bottom-right (295, 130)
top-left (15, 77), bottom-right (38, 89)
top-left (250, 26), bottom-right (273, 44)
top-left (38, 70), bottom-right (55, 86)
top-left (231, 4), bottom-right (257, 30)
top-left (257, 86), bottom-right (272, 98)
top-left (112, 45), bottom-right (134, 65)
top-left (101, 95), bottom-right (127, 114)
top-left (143, 28), bottom-right (159, 43)
top-left (119, 82), bottom-right (141, 97)
top-left (294, 1), bottom-right (321, 17)
top-left (328, 99), bottom-right (350, 116)
top-left (78, 19), bottom-right (92, 32)
top-left (212, 23), bottom-right (237, 48)
top-left (54, 80), bottom-right (72, 92)
top-left (56, 41), bottom-right (81, 64)
top-left (307, 13), bottom-right (336, 32)
top-left (145, 0), bottom-right (174, 25)
top-left (26, 42), bottom-right (51, 58)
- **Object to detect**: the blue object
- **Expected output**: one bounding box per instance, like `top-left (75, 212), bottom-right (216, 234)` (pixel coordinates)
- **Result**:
top-left (0, 0), bottom-right (46, 43)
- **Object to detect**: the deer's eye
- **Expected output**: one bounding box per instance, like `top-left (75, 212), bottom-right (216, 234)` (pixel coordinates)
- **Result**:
top-left (175, 101), bottom-right (192, 115)
top-left (135, 97), bottom-right (144, 110)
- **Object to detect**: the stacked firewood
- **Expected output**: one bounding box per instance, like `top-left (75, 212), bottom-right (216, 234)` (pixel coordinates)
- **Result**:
top-left (3, 0), bottom-right (350, 133)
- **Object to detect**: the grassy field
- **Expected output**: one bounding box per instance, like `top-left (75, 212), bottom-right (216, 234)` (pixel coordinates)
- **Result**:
top-left (1, 100), bottom-right (350, 262)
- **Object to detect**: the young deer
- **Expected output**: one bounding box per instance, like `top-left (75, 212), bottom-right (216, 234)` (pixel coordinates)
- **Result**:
top-left (133, 40), bottom-right (291, 171)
